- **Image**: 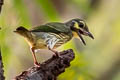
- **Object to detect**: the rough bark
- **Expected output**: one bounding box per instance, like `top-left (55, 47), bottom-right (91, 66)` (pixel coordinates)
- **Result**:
top-left (14, 49), bottom-right (75, 80)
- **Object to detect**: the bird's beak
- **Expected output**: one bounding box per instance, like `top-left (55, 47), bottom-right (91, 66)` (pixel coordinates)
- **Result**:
top-left (77, 30), bottom-right (86, 45)
top-left (76, 29), bottom-right (94, 45)
top-left (87, 31), bottom-right (94, 39)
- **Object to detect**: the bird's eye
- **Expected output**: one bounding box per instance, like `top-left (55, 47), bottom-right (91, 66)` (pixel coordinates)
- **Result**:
top-left (79, 23), bottom-right (84, 28)
top-left (79, 21), bottom-right (85, 28)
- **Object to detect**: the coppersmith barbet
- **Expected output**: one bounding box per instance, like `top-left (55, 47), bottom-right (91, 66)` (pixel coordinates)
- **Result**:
top-left (14, 18), bottom-right (94, 66)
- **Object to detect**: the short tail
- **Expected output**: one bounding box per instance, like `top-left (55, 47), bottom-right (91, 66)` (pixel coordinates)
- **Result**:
top-left (16, 26), bottom-right (28, 32)
top-left (14, 26), bottom-right (31, 38)
top-left (15, 26), bottom-right (33, 43)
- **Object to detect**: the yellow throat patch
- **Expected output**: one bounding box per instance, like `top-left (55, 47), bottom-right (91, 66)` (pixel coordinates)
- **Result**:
top-left (74, 22), bottom-right (79, 29)
top-left (72, 22), bottom-right (79, 38)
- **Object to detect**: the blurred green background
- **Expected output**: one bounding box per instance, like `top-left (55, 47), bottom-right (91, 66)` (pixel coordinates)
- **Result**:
top-left (0, 0), bottom-right (120, 80)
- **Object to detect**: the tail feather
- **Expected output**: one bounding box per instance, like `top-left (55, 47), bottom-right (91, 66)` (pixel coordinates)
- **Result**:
top-left (16, 26), bottom-right (28, 32)
top-left (15, 26), bottom-right (34, 45)
top-left (14, 26), bottom-right (31, 38)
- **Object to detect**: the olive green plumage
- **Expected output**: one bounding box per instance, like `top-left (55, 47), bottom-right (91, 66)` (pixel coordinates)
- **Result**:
top-left (31, 23), bottom-right (71, 33)
top-left (15, 22), bottom-right (73, 49)
top-left (14, 18), bottom-right (94, 66)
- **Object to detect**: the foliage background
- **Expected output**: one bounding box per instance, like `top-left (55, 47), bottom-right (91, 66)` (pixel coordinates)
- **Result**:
top-left (0, 0), bottom-right (120, 80)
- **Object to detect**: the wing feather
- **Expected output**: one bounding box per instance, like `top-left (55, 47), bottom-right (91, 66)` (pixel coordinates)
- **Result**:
top-left (30, 22), bottom-right (70, 34)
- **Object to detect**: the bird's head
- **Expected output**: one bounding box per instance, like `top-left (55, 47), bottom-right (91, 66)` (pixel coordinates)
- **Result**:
top-left (66, 18), bottom-right (94, 45)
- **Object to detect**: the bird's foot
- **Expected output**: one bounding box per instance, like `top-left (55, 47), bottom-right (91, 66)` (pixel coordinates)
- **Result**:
top-left (34, 62), bottom-right (40, 67)
top-left (52, 51), bottom-right (62, 58)
top-left (48, 47), bottom-right (61, 58)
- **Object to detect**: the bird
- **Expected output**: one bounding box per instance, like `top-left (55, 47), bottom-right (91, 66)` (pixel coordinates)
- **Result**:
top-left (14, 18), bottom-right (94, 67)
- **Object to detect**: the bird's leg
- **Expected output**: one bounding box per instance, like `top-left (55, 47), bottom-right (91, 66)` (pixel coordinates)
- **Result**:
top-left (31, 47), bottom-right (40, 67)
top-left (48, 47), bottom-right (59, 57)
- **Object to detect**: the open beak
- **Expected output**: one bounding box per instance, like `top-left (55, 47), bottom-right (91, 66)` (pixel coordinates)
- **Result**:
top-left (86, 31), bottom-right (94, 39)
top-left (77, 30), bottom-right (86, 45)
top-left (77, 29), bottom-right (94, 45)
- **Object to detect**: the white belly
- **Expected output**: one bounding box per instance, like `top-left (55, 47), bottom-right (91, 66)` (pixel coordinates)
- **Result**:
top-left (33, 32), bottom-right (60, 49)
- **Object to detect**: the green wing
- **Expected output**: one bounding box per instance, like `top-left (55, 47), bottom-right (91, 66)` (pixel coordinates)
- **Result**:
top-left (46, 22), bottom-right (70, 33)
top-left (30, 22), bottom-right (70, 34)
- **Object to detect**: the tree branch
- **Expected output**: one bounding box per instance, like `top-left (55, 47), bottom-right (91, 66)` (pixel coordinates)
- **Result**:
top-left (0, 0), bottom-right (3, 13)
top-left (0, 49), bottom-right (5, 80)
top-left (0, 0), bottom-right (4, 80)
top-left (14, 49), bottom-right (75, 80)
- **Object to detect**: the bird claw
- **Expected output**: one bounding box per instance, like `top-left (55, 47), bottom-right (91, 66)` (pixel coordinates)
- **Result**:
top-left (52, 51), bottom-right (62, 58)
top-left (34, 62), bottom-right (40, 67)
